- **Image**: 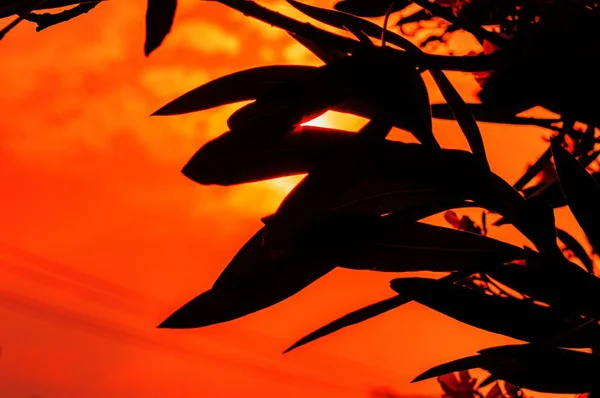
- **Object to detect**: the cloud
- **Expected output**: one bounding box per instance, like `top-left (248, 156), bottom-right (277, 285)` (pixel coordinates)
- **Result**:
top-left (168, 19), bottom-right (241, 55)
top-left (139, 66), bottom-right (211, 99)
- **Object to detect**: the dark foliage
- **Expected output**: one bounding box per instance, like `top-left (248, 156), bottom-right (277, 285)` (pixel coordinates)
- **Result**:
top-left (7, 0), bottom-right (600, 395)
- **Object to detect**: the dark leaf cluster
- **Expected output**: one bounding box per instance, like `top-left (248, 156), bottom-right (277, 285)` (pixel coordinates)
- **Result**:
top-left (5, 0), bottom-right (600, 395)
top-left (143, 0), bottom-right (600, 395)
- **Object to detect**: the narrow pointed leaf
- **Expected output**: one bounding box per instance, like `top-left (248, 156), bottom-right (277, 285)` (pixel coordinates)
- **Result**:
top-left (487, 253), bottom-right (600, 319)
top-left (158, 263), bottom-right (333, 329)
top-left (413, 355), bottom-right (502, 383)
top-left (390, 277), bottom-right (600, 348)
top-left (476, 345), bottom-right (600, 394)
top-left (284, 294), bottom-right (407, 353)
top-left (331, 180), bottom-right (472, 218)
top-left (430, 70), bottom-right (489, 169)
top-left (153, 65), bottom-right (315, 116)
top-left (182, 126), bottom-right (354, 186)
top-left (262, 119), bottom-right (391, 250)
top-left (261, 142), bottom-right (553, 251)
top-left (159, 230), bottom-right (335, 328)
top-left (286, 269), bottom-right (479, 353)
top-left (552, 139), bottom-right (600, 253)
top-left (226, 62), bottom-right (346, 132)
top-left (144, 0), bottom-right (177, 56)
top-left (340, 222), bottom-right (525, 273)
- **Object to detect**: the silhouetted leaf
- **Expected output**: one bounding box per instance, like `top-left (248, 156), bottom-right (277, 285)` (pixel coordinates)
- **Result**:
top-left (227, 49), bottom-right (436, 145)
top-left (333, 0), bottom-right (409, 17)
top-left (477, 345), bottom-right (600, 393)
top-left (284, 294), bottom-right (407, 353)
top-left (339, 221), bottom-right (525, 273)
top-left (266, 141), bottom-right (553, 251)
top-left (262, 118), bottom-right (393, 250)
top-left (416, 344), bottom-right (600, 393)
top-left (430, 70), bottom-right (489, 169)
top-left (153, 65), bottom-right (315, 116)
top-left (286, 267), bottom-right (489, 353)
top-left (490, 194), bottom-right (557, 253)
top-left (225, 60), bottom-right (348, 132)
top-left (158, 265), bottom-right (333, 328)
top-left (487, 251), bottom-right (600, 319)
top-left (390, 277), bottom-right (600, 348)
top-left (332, 180), bottom-right (472, 218)
top-left (556, 228), bottom-right (594, 274)
top-left (144, 0), bottom-right (177, 56)
top-left (159, 226), bottom-right (335, 328)
top-left (552, 139), bottom-right (600, 254)
top-left (181, 126), bottom-right (354, 186)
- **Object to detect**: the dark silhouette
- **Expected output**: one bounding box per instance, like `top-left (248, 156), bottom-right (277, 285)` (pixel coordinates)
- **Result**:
top-left (4, 0), bottom-right (600, 395)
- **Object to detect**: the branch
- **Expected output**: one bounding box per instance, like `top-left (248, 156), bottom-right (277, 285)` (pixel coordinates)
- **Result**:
top-left (0, 0), bottom-right (47, 40)
top-left (0, 0), bottom-right (104, 18)
top-left (25, 1), bottom-right (99, 31)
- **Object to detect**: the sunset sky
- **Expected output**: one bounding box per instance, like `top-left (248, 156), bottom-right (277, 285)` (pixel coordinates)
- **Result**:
top-left (0, 1), bottom-right (586, 397)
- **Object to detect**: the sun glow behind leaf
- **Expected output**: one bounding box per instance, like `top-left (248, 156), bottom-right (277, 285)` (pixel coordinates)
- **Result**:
top-left (301, 110), bottom-right (369, 131)
top-left (256, 110), bottom-right (370, 199)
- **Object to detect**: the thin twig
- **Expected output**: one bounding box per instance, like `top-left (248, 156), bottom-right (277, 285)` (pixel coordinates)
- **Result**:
top-left (25, 1), bottom-right (99, 31)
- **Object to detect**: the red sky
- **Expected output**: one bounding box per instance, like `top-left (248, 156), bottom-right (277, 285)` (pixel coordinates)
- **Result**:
top-left (0, 1), bottom-right (584, 397)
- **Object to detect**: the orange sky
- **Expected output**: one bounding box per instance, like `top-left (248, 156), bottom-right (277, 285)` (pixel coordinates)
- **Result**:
top-left (0, 1), bottom-right (585, 397)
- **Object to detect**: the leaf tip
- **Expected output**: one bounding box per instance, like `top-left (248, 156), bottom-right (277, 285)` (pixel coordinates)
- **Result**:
top-left (411, 372), bottom-right (431, 383)
top-left (150, 105), bottom-right (169, 116)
